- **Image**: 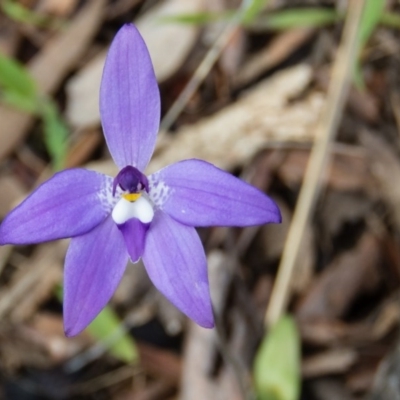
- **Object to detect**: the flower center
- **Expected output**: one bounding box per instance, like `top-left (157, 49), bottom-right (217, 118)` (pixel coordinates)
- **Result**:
top-left (111, 166), bottom-right (154, 225)
top-left (112, 165), bottom-right (149, 196)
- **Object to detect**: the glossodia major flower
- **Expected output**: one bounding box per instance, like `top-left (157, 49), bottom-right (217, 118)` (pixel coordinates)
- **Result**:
top-left (0, 24), bottom-right (281, 336)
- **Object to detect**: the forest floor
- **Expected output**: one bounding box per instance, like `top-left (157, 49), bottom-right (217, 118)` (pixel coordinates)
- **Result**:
top-left (1, 1), bottom-right (400, 399)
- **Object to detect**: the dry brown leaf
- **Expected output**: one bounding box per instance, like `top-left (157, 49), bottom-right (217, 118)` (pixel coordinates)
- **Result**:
top-left (311, 379), bottom-right (355, 400)
top-left (361, 130), bottom-right (400, 230)
top-left (37, 0), bottom-right (79, 16)
top-left (179, 250), bottom-right (235, 400)
top-left (316, 67), bottom-right (379, 123)
top-left (320, 191), bottom-right (372, 238)
top-left (298, 318), bottom-right (351, 346)
top-left (66, 0), bottom-right (204, 128)
top-left (217, 330), bottom-right (250, 400)
top-left (65, 128), bottom-right (102, 168)
top-left (0, 245), bottom-right (13, 278)
top-left (28, 313), bottom-right (89, 362)
top-left (0, 17), bottom-right (20, 56)
top-left (136, 0), bottom-right (204, 81)
top-left (371, 298), bottom-right (400, 340)
top-left (0, 315), bottom-right (88, 370)
top-left (297, 233), bottom-right (381, 320)
top-left (179, 322), bottom-right (218, 400)
top-left (116, 380), bottom-right (175, 400)
top-left (347, 366), bottom-right (377, 393)
top-left (219, 26), bottom-right (246, 79)
top-left (65, 50), bottom-right (106, 128)
top-left (302, 348), bottom-right (358, 378)
top-left (368, 340), bottom-right (400, 400)
top-left (148, 64), bottom-right (321, 173)
top-left (10, 264), bottom-right (62, 322)
top-left (0, 0), bottom-right (105, 160)
top-left (234, 28), bottom-right (315, 87)
top-left (262, 198), bottom-right (314, 294)
top-left (0, 174), bottom-right (27, 218)
top-left (278, 145), bottom-right (369, 191)
top-left (299, 295), bottom-right (400, 348)
top-left (0, 244), bottom-right (62, 321)
top-left (138, 342), bottom-right (182, 383)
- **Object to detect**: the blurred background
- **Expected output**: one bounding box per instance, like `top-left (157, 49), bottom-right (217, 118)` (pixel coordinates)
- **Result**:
top-left (1, 0), bottom-right (400, 399)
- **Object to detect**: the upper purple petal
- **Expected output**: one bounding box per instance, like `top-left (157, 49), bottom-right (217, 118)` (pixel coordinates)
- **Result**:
top-left (64, 216), bottom-right (129, 336)
top-left (100, 24), bottom-right (160, 171)
top-left (142, 211), bottom-right (214, 328)
top-left (0, 169), bottom-right (114, 245)
top-left (148, 159), bottom-right (281, 227)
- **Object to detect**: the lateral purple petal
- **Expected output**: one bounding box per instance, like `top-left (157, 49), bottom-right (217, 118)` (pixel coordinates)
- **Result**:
top-left (142, 211), bottom-right (214, 328)
top-left (100, 24), bottom-right (160, 171)
top-left (149, 159), bottom-right (281, 227)
top-left (64, 216), bottom-right (128, 336)
top-left (117, 218), bottom-right (148, 263)
top-left (0, 169), bottom-right (114, 245)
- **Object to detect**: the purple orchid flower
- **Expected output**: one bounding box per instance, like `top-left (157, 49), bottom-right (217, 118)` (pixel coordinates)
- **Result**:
top-left (0, 24), bottom-right (281, 337)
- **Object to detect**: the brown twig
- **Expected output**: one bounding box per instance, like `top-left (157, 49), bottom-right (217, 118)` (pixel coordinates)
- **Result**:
top-left (159, 1), bottom-right (255, 132)
top-left (265, 0), bottom-right (365, 327)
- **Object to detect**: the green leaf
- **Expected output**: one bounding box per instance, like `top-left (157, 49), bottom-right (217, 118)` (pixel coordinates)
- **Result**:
top-left (0, 55), bottom-right (68, 168)
top-left (1, 90), bottom-right (38, 113)
top-left (0, 52), bottom-right (37, 98)
top-left (161, 0), bottom-right (274, 26)
top-left (354, 0), bottom-right (386, 89)
top-left (161, 11), bottom-right (227, 25)
top-left (254, 315), bottom-right (301, 400)
top-left (40, 101), bottom-right (68, 171)
top-left (358, 0), bottom-right (386, 48)
top-left (253, 8), bottom-right (339, 30)
top-left (87, 306), bottom-right (139, 364)
top-left (1, 0), bottom-right (62, 29)
top-left (380, 11), bottom-right (400, 29)
top-left (242, 0), bottom-right (272, 24)
top-left (56, 286), bottom-right (139, 364)
top-left (0, 52), bottom-right (39, 113)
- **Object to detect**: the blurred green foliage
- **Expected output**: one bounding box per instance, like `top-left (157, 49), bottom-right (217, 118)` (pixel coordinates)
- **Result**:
top-left (41, 101), bottom-right (68, 171)
top-left (1, 0), bottom-right (63, 29)
top-left (241, 0), bottom-right (272, 24)
top-left (87, 306), bottom-right (139, 364)
top-left (55, 286), bottom-right (139, 364)
top-left (253, 316), bottom-right (301, 400)
top-left (0, 52), bottom-right (38, 112)
top-left (163, 0), bottom-right (393, 89)
top-left (0, 52), bottom-right (67, 169)
top-left (252, 8), bottom-right (340, 30)
top-left (354, 0), bottom-right (386, 88)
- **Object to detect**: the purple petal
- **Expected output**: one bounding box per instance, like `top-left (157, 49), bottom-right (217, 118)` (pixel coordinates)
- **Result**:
top-left (117, 218), bottom-right (149, 263)
top-left (0, 169), bottom-right (114, 245)
top-left (149, 159), bottom-right (281, 227)
top-left (100, 24), bottom-right (160, 171)
top-left (142, 211), bottom-right (214, 328)
top-left (64, 216), bottom-right (128, 336)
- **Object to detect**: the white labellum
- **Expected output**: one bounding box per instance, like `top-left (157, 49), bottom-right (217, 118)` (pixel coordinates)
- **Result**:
top-left (112, 196), bottom-right (154, 225)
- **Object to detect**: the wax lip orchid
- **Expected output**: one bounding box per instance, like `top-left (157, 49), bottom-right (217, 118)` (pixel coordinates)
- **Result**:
top-left (0, 24), bottom-right (281, 336)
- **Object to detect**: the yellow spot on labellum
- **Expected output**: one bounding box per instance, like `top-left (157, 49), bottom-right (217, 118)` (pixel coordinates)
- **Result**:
top-left (123, 193), bottom-right (142, 202)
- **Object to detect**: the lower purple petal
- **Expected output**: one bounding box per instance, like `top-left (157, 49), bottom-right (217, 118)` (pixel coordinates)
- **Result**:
top-left (0, 168), bottom-right (114, 245)
top-left (142, 211), bottom-right (214, 328)
top-left (117, 218), bottom-right (149, 263)
top-left (148, 159), bottom-right (281, 227)
top-left (64, 216), bottom-right (128, 336)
